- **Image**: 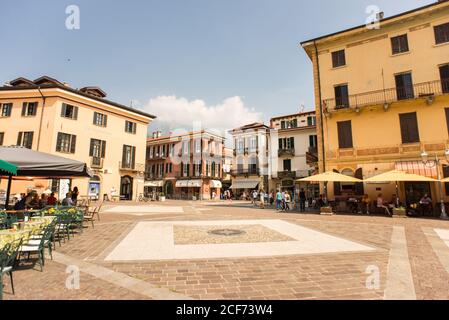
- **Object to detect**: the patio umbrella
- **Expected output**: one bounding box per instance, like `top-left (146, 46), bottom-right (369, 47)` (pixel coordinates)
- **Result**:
top-left (441, 177), bottom-right (449, 183)
top-left (297, 171), bottom-right (362, 205)
top-left (297, 171), bottom-right (363, 183)
top-left (0, 159), bottom-right (17, 176)
top-left (0, 146), bottom-right (92, 208)
top-left (364, 170), bottom-right (437, 207)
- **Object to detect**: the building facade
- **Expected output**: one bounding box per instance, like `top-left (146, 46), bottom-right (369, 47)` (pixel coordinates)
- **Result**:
top-left (0, 76), bottom-right (155, 201)
top-left (269, 111), bottom-right (318, 198)
top-left (301, 0), bottom-right (449, 205)
top-left (229, 123), bottom-right (270, 198)
top-left (145, 130), bottom-right (225, 200)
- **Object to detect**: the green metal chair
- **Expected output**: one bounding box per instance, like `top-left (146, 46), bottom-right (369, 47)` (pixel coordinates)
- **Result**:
top-left (0, 213), bottom-right (7, 229)
top-left (1, 238), bottom-right (23, 300)
top-left (19, 225), bottom-right (53, 272)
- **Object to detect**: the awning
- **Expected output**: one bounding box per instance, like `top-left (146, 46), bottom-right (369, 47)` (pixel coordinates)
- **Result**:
top-left (395, 161), bottom-right (437, 179)
top-left (210, 180), bottom-right (222, 188)
top-left (144, 180), bottom-right (163, 187)
top-left (0, 159), bottom-right (17, 176)
top-left (230, 180), bottom-right (259, 189)
top-left (175, 180), bottom-right (189, 188)
top-left (187, 180), bottom-right (202, 188)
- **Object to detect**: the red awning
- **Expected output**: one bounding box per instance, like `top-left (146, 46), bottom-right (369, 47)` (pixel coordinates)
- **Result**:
top-left (395, 161), bottom-right (438, 179)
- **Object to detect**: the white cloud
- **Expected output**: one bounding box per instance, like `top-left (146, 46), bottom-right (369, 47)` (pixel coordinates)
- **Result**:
top-left (142, 95), bottom-right (263, 132)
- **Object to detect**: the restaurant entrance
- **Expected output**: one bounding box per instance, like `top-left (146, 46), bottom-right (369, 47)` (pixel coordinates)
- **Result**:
top-left (120, 175), bottom-right (133, 200)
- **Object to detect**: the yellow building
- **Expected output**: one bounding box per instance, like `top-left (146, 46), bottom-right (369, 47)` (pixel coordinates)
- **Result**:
top-left (301, 1), bottom-right (449, 209)
top-left (0, 76), bottom-right (155, 201)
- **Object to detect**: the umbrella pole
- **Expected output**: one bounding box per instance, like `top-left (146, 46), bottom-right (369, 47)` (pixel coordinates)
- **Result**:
top-left (396, 181), bottom-right (399, 208)
top-left (324, 181), bottom-right (328, 205)
top-left (5, 175), bottom-right (12, 209)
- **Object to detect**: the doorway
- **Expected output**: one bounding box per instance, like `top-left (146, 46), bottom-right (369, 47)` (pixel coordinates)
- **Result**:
top-left (120, 176), bottom-right (133, 200)
top-left (404, 182), bottom-right (431, 205)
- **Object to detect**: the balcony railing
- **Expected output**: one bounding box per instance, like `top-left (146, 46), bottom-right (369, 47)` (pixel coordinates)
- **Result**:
top-left (90, 157), bottom-right (104, 169)
top-left (145, 172), bottom-right (165, 180)
top-left (278, 148), bottom-right (295, 157)
top-left (230, 168), bottom-right (260, 177)
top-left (278, 170), bottom-right (296, 179)
top-left (323, 79), bottom-right (449, 112)
top-left (119, 161), bottom-right (145, 172)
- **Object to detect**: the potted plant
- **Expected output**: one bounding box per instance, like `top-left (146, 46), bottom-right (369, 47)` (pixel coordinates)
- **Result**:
top-left (320, 206), bottom-right (334, 215)
top-left (393, 206), bottom-right (407, 218)
top-left (159, 192), bottom-right (166, 202)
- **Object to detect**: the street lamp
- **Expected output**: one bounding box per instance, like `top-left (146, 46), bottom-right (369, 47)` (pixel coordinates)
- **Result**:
top-left (421, 150), bottom-right (449, 220)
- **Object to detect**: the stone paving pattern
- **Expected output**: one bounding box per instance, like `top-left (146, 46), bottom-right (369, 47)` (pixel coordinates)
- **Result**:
top-left (3, 200), bottom-right (449, 300)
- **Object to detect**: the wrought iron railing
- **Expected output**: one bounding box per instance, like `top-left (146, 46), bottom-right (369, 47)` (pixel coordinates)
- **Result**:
top-left (90, 157), bottom-right (103, 169)
top-left (230, 168), bottom-right (260, 176)
top-left (323, 79), bottom-right (449, 112)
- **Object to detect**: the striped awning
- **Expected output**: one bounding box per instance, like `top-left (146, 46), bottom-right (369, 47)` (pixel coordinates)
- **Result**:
top-left (395, 161), bottom-right (438, 179)
top-left (144, 180), bottom-right (163, 187)
top-left (187, 180), bottom-right (202, 188)
top-left (210, 180), bottom-right (222, 188)
top-left (175, 180), bottom-right (189, 188)
top-left (230, 180), bottom-right (259, 189)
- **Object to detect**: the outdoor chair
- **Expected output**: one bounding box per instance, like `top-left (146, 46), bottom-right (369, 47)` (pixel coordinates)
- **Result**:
top-left (19, 224), bottom-right (53, 272)
top-left (83, 206), bottom-right (96, 228)
top-left (0, 213), bottom-right (7, 229)
top-left (0, 238), bottom-right (23, 300)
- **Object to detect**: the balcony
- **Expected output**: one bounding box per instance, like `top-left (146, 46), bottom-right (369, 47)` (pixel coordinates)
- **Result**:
top-left (119, 161), bottom-right (145, 172)
top-left (145, 172), bottom-right (164, 180)
top-left (323, 79), bottom-right (449, 113)
top-left (90, 157), bottom-right (104, 169)
top-left (278, 148), bottom-right (295, 157)
top-left (277, 170), bottom-right (296, 179)
top-left (230, 168), bottom-right (260, 177)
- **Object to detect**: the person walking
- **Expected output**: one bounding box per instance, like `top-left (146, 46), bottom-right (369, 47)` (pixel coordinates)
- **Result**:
top-left (252, 190), bottom-right (258, 206)
top-left (275, 190), bottom-right (282, 211)
top-left (71, 186), bottom-right (79, 205)
top-left (284, 192), bottom-right (291, 211)
top-left (299, 188), bottom-right (306, 212)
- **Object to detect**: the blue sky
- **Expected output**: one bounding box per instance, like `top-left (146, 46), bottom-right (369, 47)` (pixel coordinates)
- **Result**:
top-left (0, 0), bottom-right (434, 133)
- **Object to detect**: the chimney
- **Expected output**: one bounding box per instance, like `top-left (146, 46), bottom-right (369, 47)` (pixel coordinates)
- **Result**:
top-left (376, 11), bottom-right (384, 21)
top-left (156, 131), bottom-right (162, 138)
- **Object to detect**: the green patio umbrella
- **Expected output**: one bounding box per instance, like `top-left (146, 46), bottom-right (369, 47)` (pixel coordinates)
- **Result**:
top-left (0, 159), bottom-right (17, 176)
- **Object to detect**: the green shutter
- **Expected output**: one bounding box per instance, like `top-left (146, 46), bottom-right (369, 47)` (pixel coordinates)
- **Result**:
top-left (61, 103), bottom-right (67, 117)
top-left (70, 135), bottom-right (76, 153)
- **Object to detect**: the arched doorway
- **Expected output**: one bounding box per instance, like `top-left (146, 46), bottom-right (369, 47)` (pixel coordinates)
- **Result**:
top-left (120, 176), bottom-right (133, 200)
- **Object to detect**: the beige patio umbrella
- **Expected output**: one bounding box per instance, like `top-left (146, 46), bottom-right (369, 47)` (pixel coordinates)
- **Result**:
top-left (297, 171), bottom-right (363, 183)
top-left (441, 177), bottom-right (449, 183)
top-left (297, 171), bottom-right (362, 205)
top-left (364, 170), bottom-right (437, 207)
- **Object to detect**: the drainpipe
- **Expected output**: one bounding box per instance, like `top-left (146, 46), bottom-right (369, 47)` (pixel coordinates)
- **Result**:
top-left (36, 86), bottom-right (46, 151)
top-left (314, 41), bottom-right (328, 203)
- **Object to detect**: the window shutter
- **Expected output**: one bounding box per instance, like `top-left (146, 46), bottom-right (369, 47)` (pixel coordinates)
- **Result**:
top-left (355, 168), bottom-right (364, 196)
top-left (101, 140), bottom-right (106, 158)
top-left (399, 113), bottom-right (419, 143)
top-left (104, 114), bottom-right (108, 127)
top-left (333, 169), bottom-right (341, 196)
top-left (27, 132), bottom-right (34, 149)
top-left (56, 133), bottom-right (62, 152)
top-left (17, 132), bottom-right (23, 146)
top-left (337, 121), bottom-right (353, 149)
top-left (443, 165), bottom-right (449, 196)
top-left (61, 103), bottom-right (67, 117)
top-left (122, 146), bottom-right (127, 165)
top-left (290, 137), bottom-right (295, 149)
top-left (278, 138), bottom-right (282, 150)
top-left (70, 135), bottom-right (76, 153)
top-left (32, 103), bottom-right (37, 116)
top-left (89, 139), bottom-right (94, 156)
top-left (21, 103), bottom-right (26, 116)
top-left (73, 106), bottom-right (78, 120)
top-left (131, 146), bottom-right (136, 168)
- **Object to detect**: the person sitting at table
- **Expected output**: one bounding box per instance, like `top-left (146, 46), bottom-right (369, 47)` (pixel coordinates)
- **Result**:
top-left (47, 192), bottom-right (57, 206)
top-left (419, 194), bottom-right (433, 216)
top-left (377, 193), bottom-right (391, 216)
top-left (14, 196), bottom-right (26, 210)
top-left (39, 194), bottom-right (48, 209)
top-left (361, 194), bottom-right (371, 215)
top-left (61, 192), bottom-right (74, 206)
top-left (27, 193), bottom-right (40, 209)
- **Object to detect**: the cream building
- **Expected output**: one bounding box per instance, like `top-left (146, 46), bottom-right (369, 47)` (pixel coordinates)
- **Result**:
top-left (301, 0), bottom-right (449, 210)
top-left (229, 123), bottom-right (270, 198)
top-left (269, 111), bottom-right (318, 198)
top-left (0, 76), bottom-right (155, 201)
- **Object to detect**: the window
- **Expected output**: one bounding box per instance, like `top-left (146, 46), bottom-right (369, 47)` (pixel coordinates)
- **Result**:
top-left (1, 103), bottom-right (12, 117)
top-left (440, 64), bottom-right (449, 94)
top-left (399, 112), bottom-right (420, 144)
top-left (122, 145), bottom-right (136, 169)
top-left (280, 119), bottom-right (297, 129)
top-left (0, 132), bottom-right (4, 146)
top-left (391, 34), bottom-right (409, 54)
top-left (89, 139), bottom-right (106, 158)
top-left (17, 131), bottom-right (34, 149)
top-left (395, 73), bottom-right (414, 100)
top-left (307, 116), bottom-right (316, 126)
top-left (182, 140), bottom-right (190, 155)
top-left (283, 159), bottom-right (292, 172)
top-left (434, 22), bottom-right (449, 45)
top-left (249, 136), bottom-right (257, 152)
top-left (337, 121), bottom-right (353, 149)
top-left (334, 85), bottom-right (349, 109)
top-left (61, 103), bottom-right (78, 120)
top-left (56, 132), bottom-right (76, 153)
top-left (236, 138), bottom-right (244, 154)
top-left (21, 102), bottom-right (38, 117)
top-left (93, 112), bottom-right (108, 127)
top-left (248, 157), bottom-right (257, 174)
top-left (149, 146), bottom-right (154, 158)
top-left (281, 121), bottom-right (286, 129)
top-left (194, 139), bottom-right (201, 153)
top-left (332, 50), bottom-right (346, 68)
top-left (169, 144), bottom-right (175, 157)
top-left (278, 137), bottom-right (295, 150)
top-left (309, 135), bottom-right (318, 148)
top-left (181, 162), bottom-right (189, 177)
top-left (291, 119), bottom-right (298, 128)
top-left (125, 121), bottom-right (136, 134)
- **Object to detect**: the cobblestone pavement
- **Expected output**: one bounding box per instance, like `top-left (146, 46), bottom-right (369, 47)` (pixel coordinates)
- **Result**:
top-left (3, 200), bottom-right (449, 300)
